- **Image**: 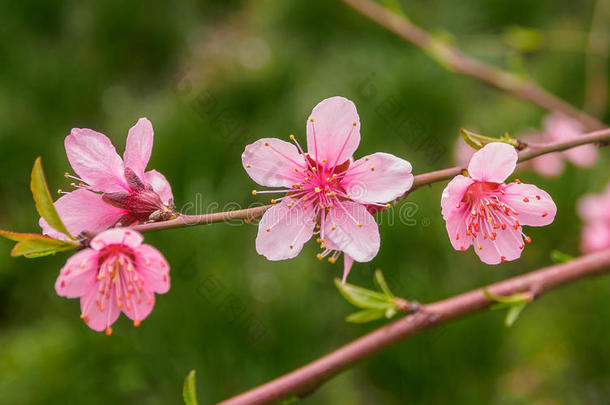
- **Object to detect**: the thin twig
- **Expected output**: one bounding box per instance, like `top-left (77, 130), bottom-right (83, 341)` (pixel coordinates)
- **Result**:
top-left (218, 248), bottom-right (610, 405)
top-left (339, 0), bottom-right (605, 131)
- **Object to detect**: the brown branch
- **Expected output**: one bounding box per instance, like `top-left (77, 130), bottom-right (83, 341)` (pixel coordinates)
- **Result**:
top-left (340, 0), bottom-right (605, 131)
top-left (123, 127), bottom-right (610, 236)
top-left (218, 248), bottom-right (610, 405)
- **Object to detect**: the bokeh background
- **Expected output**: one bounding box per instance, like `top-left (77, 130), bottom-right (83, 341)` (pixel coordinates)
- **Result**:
top-left (1, 1), bottom-right (610, 404)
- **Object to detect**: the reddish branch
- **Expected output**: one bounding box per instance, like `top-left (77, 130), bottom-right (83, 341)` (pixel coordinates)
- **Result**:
top-left (218, 248), bottom-right (610, 405)
top-left (340, 0), bottom-right (604, 131)
top-left (130, 126), bottom-right (610, 234)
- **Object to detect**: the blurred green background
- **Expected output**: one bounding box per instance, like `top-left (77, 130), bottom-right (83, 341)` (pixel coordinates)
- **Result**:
top-left (1, 0), bottom-right (610, 404)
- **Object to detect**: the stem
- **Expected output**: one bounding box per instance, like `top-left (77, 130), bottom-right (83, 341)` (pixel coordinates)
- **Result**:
top-left (128, 127), bottom-right (610, 235)
top-left (218, 248), bottom-right (610, 405)
top-left (339, 0), bottom-right (605, 131)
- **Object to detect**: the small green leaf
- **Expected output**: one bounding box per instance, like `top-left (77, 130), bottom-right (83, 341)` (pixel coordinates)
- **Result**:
top-left (0, 229), bottom-right (52, 242)
top-left (334, 278), bottom-right (395, 310)
top-left (374, 269), bottom-right (394, 297)
top-left (483, 288), bottom-right (530, 305)
top-left (550, 250), bottom-right (573, 264)
top-left (31, 157), bottom-right (73, 239)
top-left (346, 308), bottom-right (388, 323)
top-left (11, 237), bottom-right (77, 258)
top-left (505, 302), bottom-right (527, 327)
top-left (460, 128), bottom-right (519, 150)
top-left (183, 370), bottom-right (198, 405)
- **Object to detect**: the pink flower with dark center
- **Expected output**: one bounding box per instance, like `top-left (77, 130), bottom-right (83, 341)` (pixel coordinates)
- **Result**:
top-left (578, 184), bottom-right (610, 253)
top-left (242, 97), bottom-right (414, 282)
top-left (529, 113), bottom-right (598, 178)
top-left (441, 142), bottom-right (557, 264)
top-left (40, 118), bottom-right (175, 239)
top-left (55, 228), bottom-right (169, 334)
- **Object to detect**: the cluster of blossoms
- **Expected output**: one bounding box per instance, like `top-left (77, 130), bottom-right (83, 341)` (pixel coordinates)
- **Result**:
top-left (7, 96), bottom-right (608, 335)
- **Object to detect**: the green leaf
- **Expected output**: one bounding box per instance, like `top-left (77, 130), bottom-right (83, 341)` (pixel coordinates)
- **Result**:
top-left (483, 289), bottom-right (530, 305)
top-left (0, 229), bottom-right (53, 242)
top-left (346, 308), bottom-right (388, 323)
top-left (11, 237), bottom-right (77, 258)
top-left (374, 269), bottom-right (394, 297)
top-left (182, 370), bottom-right (198, 405)
top-left (334, 278), bottom-right (395, 310)
top-left (505, 302), bottom-right (527, 327)
top-left (460, 128), bottom-right (519, 150)
top-left (31, 157), bottom-right (73, 239)
top-left (550, 250), bottom-right (573, 264)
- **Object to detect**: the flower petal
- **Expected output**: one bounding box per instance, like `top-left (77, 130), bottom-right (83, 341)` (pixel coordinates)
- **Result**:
top-left (474, 224), bottom-right (524, 265)
top-left (342, 255), bottom-right (354, 284)
top-left (530, 153), bottom-right (564, 178)
top-left (121, 287), bottom-right (155, 324)
top-left (343, 152), bottom-right (413, 204)
top-left (445, 207), bottom-right (472, 252)
top-left (468, 142), bottom-right (517, 183)
top-left (39, 189), bottom-right (126, 238)
top-left (501, 182), bottom-right (557, 226)
top-left (323, 201), bottom-right (380, 263)
top-left (90, 228), bottom-right (143, 250)
top-left (242, 138), bottom-right (306, 188)
top-left (581, 223), bottom-right (610, 253)
top-left (306, 97), bottom-right (360, 167)
top-left (144, 170), bottom-right (174, 204)
top-left (55, 249), bottom-right (98, 298)
top-left (578, 189), bottom-right (610, 222)
top-left (255, 200), bottom-right (316, 260)
top-left (124, 118), bottom-right (154, 180)
top-left (564, 144), bottom-right (598, 168)
top-left (80, 286), bottom-right (121, 332)
top-left (441, 175), bottom-right (474, 219)
top-left (136, 244), bottom-right (170, 294)
top-left (65, 128), bottom-right (127, 192)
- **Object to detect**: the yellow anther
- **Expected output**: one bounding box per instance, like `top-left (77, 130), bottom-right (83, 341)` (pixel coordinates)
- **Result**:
top-left (271, 199), bottom-right (277, 204)
top-left (317, 253), bottom-right (323, 260)
top-left (352, 122), bottom-right (357, 126)
top-left (365, 157), bottom-right (369, 161)
top-left (358, 223), bottom-right (363, 227)
top-left (289, 134), bottom-right (295, 140)
top-left (310, 117), bottom-right (315, 122)
top-left (246, 163), bottom-right (251, 168)
top-left (385, 203), bottom-right (391, 208)
top-left (295, 168), bottom-right (300, 172)
top-left (331, 226), bottom-right (336, 230)
top-left (328, 257), bottom-right (336, 264)
top-left (370, 167), bottom-right (375, 172)
top-left (315, 187), bottom-right (321, 193)
top-left (332, 174), bottom-right (337, 179)
top-left (266, 228), bottom-right (271, 232)
top-left (289, 244), bottom-right (294, 249)
top-left (264, 142), bottom-right (269, 146)
top-left (252, 190), bottom-right (257, 195)
top-left (322, 159), bottom-right (327, 163)
top-left (312, 167), bottom-right (317, 172)
top-left (57, 189), bottom-right (63, 194)
top-left (477, 245), bottom-right (483, 250)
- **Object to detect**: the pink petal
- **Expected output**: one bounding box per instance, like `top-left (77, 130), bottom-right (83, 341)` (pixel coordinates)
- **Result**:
top-left (441, 175), bottom-right (474, 219)
top-left (530, 153), bottom-right (564, 178)
top-left (124, 118), bottom-right (154, 180)
top-left (121, 287), bottom-right (155, 323)
top-left (501, 183), bottom-right (557, 226)
top-left (564, 144), bottom-right (598, 168)
top-left (255, 200), bottom-right (316, 260)
top-left (343, 153), bottom-right (413, 204)
top-left (581, 223), bottom-right (610, 253)
top-left (323, 201), bottom-right (380, 262)
top-left (578, 191), bottom-right (610, 222)
top-left (144, 170), bottom-right (174, 204)
top-left (342, 255), bottom-right (354, 284)
top-left (468, 143), bottom-right (517, 183)
top-left (65, 128), bottom-right (127, 193)
top-left (80, 286), bottom-right (121, 332)
top-left (306, 97), bottom-right (360, 167)
top-left (474, 224), bottom-right (524, 265)
top-left (444, 207), bottom-right (472, 251)
top-left (39, 189), bottom-right (126, 238)
top-left (90, 228), bottom-right (143, 250)
top-left (55, 249), bottom-right (98, 298)
top-left (135, 244), bottom-right (170, 294)
top-left (454, 136), bottom-right (476, 166)
top-left (242, 138), bottom-right (306, 188)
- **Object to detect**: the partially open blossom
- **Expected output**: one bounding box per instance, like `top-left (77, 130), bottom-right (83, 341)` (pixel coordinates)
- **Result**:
top-left (242, 96), bottom-right (414, 281)
top-left (529, 113), bottom-right (597, 178)
top-left (578, 184), bottom-right (610, 253)
top-left (454, 136), bottom-right (476, 167)
top-left (40, 118), bottom-right (175, 239)
top-left (441, 142), bottom-right (557, 264)
top-left (55, 228), bottom-right (169, 334)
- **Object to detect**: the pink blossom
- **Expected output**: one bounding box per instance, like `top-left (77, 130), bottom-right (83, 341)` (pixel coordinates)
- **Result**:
top-left (529, 113), bottom-right (598, 178)
top-left (242, 97), bottom-right (414, 282)
top-left (40, 118), bottom-right (175, 239)
top-left (441, 142), bottom-right (557, 264)
top-left (55, 228), bottom-right (170, 334)
top-left (578, 184), bottom-right (610, 253)
top-left (453, 136), bottom-right (476, 167)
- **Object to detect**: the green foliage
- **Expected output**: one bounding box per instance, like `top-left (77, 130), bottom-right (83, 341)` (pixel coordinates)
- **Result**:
top-left (183, 370), bottom-right (198, 405)
top-left (483, 289), bottom-right (532, 327)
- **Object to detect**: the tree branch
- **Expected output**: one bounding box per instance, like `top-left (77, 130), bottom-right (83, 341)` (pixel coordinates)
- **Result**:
top-left (218, 248), bottom-right (610, 405)
top-left (339, 0), bottom-right (605, 131)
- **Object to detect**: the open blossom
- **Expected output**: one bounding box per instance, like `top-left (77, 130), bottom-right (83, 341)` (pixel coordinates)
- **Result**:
top-left (40, 118), bottom-right (175, 239)
top-left (55, 228), bottom-right (170, 334)
top-left (441, 142), bottom-right (557, 264)
top-left (578, 184), bottom-right (610, 253)
top-left (529, 113), bottom-right (597, 178)
top-left (242, 96), bottom-right (414, 282)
